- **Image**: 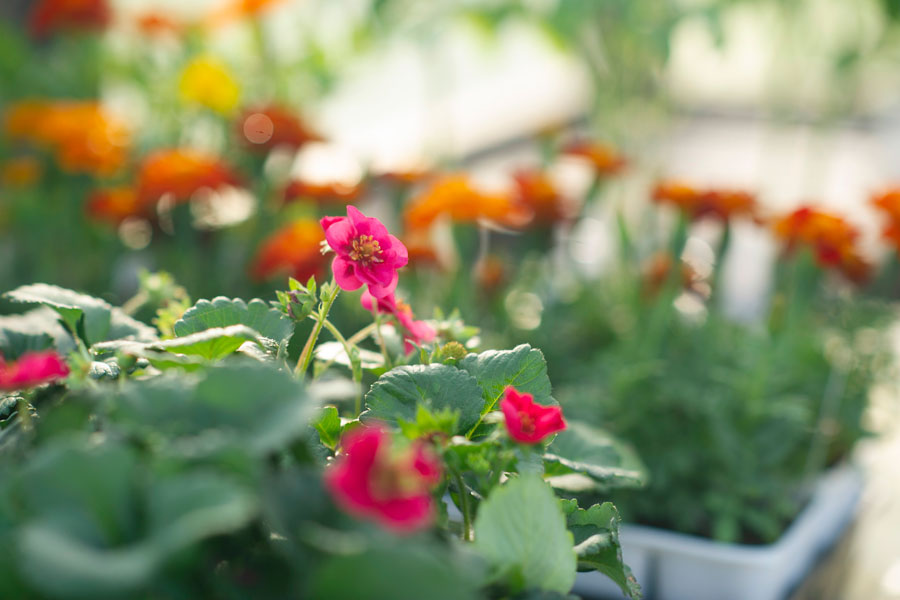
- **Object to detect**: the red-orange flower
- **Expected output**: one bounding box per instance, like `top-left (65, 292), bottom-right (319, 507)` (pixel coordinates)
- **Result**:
top-left (29, 0), bottom-right (111, 37)
top-left (207, 0), bottom-right (285, 27)
top-left (136, 150), bottom-right (240, 206)
top-left (404, 174), bottom-right (528, 230)
top-left (135, 12), bottom-right (183, 36)
top-left (251, 219), bottom-right (325, 282)
top-left (512, 169), bottom-right (574, 225)
top-left (500, 387), bottom-right (566, 444)
top-left (871, 189), bottom-right (900, 255)
top-left (653, 180), bottom-right (756, 222)
top-left (773, 207), bottom-right (870, 282)
top-left (642, 252), bottom-right (705, 298)
top-left (324, 425), bottom-right (442, 534)
top-left (562, 140), bottom-right (627, 177)
top-left (4, 101), bottom-right (130, 177)
top-left (86, 187), bottom-right (145, 224)
top-left (283, 180), bottom-right (364, 206)
top-left (238, 105), bottom-right (322, 153)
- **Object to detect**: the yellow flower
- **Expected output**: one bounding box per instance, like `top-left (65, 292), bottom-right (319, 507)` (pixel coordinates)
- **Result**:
top-left (178, 56), bottom-right (241, 115)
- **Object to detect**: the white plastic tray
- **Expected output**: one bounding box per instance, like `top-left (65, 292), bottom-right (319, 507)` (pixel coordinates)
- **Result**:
top-left (572, 466), bottom-right (862, 600)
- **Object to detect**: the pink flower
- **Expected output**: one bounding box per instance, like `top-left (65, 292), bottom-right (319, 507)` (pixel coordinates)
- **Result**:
top-left (321, 206), bottom-right (408, 298)
top-left (324, 425), bottom-right (442, 533)
top-left (0, 351), bottom-right (69, 391)
top-left (361, 290), bottom-right (436, 354)
top-left (500, 386), bottom-right (566, 444)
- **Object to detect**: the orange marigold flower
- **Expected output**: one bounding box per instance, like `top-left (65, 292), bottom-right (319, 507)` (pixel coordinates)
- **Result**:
top-left (870, 188), bottom-right (900, 256)
top-left (207, 0), bottom-right (285, 27)
top-left (238, 105), bottom-right (321, 153)
top-left (1, 157), bottom-right (42, 188)
top-left (562, 140), bottom-right (627, 176)
top-left (653, 180), bottom-right (756, 222)
top-left (29, 0), bottom-right (111, 38)
top-left (642, 252), bottom-right (704, 298)
top-left (251, 219), bottom-right (325, 282)
top-left (373, 169), bottom-right (434, 187)
top-left (772, 207), bottom-right (870, 283)
top-left (136, 149), bottom-right (241, 206)
top-left (404, 174), bottom-right (528, 230)
top-left (135, 12), bottom-right (183, 36)
top-left (4, 101), bottom-right (130, 177)
top-left (512, 169), bottom-right (574, 225)
top-left (283, 180), bottom-right (364, 206)
top-left (86, 187), bottom-right (145, 224)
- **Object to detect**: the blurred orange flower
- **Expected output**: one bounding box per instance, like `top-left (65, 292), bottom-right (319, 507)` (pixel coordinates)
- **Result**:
top-left (29, 0), bottom-right (111, 37)
top-left (208, 0), bottom-right (285, 27)
top-left (283, 180), bottom-right (364, 206)
top-left (404, 174), bottom-right (528, 230)
top-left (773, 207), bottom-right (870, 283)
top-left (870, 189), bottom-right (900, 255)
top-left (136, 150), bottom-right (241, 205)
top-left (86, 187), bottom-right (145, 224)
top-left (653, 180), bottom-right (756, 222)
top-left (475, 255), bottom-right (507, 294)
top-left (179, 56), bottom-right (241, 115)
top-left (238, 105), bottom-right (321, 153)
top-left (512, 169), bottom-right (574, 225)
top-left (562, 140), bottom-right (627, 176)
top-left (4, 101), bottom-right (130, 177)
top-left (1, 157), bottom-right (42, 188)
top-left (251, 219), bottom-right (325, 282)
top-left (642, 252), bottom-right (705, 298)
top-left (135, 12), bottom-right (183, 36)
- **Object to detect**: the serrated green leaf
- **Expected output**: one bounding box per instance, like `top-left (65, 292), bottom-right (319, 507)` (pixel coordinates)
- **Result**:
top-left (174, 297), bottom-right (294, 345)
top-left (560, 500), bottom-right (641, 599)
top-left (543, 422), bottom-right (646, 490)
top-left (360, 364), bottom-right (484, 434)
top-left (459, 344), bottom-right (555, 408)
top-left (151, 325), bottom-right (261, 360)
top-left (6, 284), bottom-right (112, 345)
top-left (473, 475), bottom-right (575, 594)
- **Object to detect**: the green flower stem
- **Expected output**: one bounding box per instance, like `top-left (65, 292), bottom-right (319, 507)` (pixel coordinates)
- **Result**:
top-left (322, 318), bottom-right (364, 415)
top-left (452, 470), bottom-right (473, 542)
top-left (370, 306), bottom-right (392, 370)
top-left (295, 281), bottom-right (340, 377)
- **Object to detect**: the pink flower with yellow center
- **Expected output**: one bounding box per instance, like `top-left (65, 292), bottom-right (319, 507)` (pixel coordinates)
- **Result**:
top-left (324, 425), bottom-right (442, 533)
top-left (321, 206), bottom-right (408, 298)
top-left (0, 351), bottom-right (69, 391)
top-left (500, 386), bottom-right (566, 444)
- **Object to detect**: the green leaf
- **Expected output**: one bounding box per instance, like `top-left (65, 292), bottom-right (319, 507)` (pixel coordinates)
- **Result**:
top-left (361, 364), bottom-right (484, 434)
top-left (544, 421), bottom-right (646, 490)
top-left (313, 406), bottom-right (341, 450)
top-left (108, 309), bottom-right (158, 343)
top-left (315, 341), bottom-right (384, 369)
top-left (115, 362), bottom-right (313, 455)
top-left (6, 284), bottom-right (112, 345)
top-left (0, 308), bottom-right (76, 358)
top-left (313, 543), bottom-right (483, 600)
top-left (560, 500), bottom-right (641, 599)
top-left (459, 344), bottom-right (555, 408)
top-left (151, 325), bottom-right (261, 360)
top-left (174, 297), bottom-right (294, 344)
top-left (473, 475), bottom-right (575, 594)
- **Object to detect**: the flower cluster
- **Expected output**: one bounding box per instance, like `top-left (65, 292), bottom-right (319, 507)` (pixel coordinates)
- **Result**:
top-left (4, 101), bottom-right (130, 177)
top-left (404, 175), bottom-right (529, 231)
top-left (773, 206), bottom-right (870, 282)
top-left (652, 180), bottom-right (756, 223)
